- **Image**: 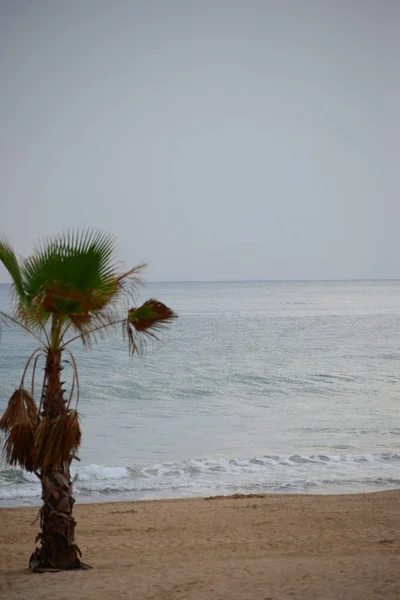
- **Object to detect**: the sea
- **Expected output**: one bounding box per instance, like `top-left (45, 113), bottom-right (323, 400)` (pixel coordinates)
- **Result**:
top-left (0, 280), bottom-right (399, 507)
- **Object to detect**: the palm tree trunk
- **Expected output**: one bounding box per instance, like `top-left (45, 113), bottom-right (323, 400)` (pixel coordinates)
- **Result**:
top-left (30, 463), bottom-right (82, 570)
top-left (29, 350), bottom-right (88, 571)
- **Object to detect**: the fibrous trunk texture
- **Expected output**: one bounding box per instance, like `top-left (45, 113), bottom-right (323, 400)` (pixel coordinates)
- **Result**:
top-left (30, 463), bottom-right (83, 571)
top-left (29, 351), bottom-right (89, 571)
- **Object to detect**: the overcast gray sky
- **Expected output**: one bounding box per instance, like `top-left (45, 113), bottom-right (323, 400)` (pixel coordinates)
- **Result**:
top-left (0, 0), bottom-right (399, 282)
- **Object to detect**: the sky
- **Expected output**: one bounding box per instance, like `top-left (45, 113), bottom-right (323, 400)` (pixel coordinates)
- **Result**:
top-left (0, 0), bottom-right (399, 282)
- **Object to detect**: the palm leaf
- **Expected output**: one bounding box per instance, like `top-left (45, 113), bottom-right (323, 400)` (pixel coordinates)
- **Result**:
top-left (32, 410), bottom-right (81, 472)
top-left (22, 230), bottom-right (120, 314)
top-left (0, 389), bottom-right (38, 431)
top-left (3, 423), bottom-right (35, 471)
top-left (125, 299), bottom-right (177, 354)
top-left (16, 230), bottom-right (128, 338)
top-left (0, 238), bottom-right (47, 339)
top-left (0, 389), bottom-right (39, 471)
top-left (0, 239), bottom-right (27, 305)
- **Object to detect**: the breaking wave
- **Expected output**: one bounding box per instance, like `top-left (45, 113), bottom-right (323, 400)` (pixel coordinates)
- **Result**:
top-left (1, 451), bottom-right (399, 506)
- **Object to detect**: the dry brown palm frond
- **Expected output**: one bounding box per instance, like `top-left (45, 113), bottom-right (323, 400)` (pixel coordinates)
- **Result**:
top-left (0, 390), bottom-right (29, 431)
top-left (32, 417), bottom-right (50, 469)
top-left (23, 390), bottom-right (39, 424)
top-left (52, 410), bottom-right (81, 463)
top-left (0, 389), bottom-right (39, 470)
top-left (32, 410), bottom-right (81, 472)
top-left (3, 422), bottom-right (36, 471)
top-left (0, 388), bottom-right (39, 432)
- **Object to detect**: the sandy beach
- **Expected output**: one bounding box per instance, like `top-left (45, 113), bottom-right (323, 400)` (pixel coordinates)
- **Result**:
top-left (0, 491), bottom-right (399, 599)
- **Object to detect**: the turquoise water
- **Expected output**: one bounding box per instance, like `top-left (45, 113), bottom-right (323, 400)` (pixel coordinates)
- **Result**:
top-left (1, 280), bottom-right (400, 506)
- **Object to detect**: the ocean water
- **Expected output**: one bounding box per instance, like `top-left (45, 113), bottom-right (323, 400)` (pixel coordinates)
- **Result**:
top-left (0, 280), bottom-right (399, 507)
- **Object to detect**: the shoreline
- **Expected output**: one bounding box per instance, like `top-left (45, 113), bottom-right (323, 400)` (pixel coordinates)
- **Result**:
top-left (1, 485), bottom-right (400, 508)
top-left (1, 490), bottom-right (399, 599)
top-left (2, 483), bottom-right (400, 510)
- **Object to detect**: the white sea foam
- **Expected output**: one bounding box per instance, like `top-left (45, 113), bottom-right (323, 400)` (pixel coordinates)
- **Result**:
top-left (1, 451), bottom-right (399, 506)
top-left (74, 465), bottom-right (129, 481)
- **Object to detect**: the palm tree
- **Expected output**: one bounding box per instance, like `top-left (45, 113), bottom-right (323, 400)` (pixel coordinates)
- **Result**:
top-left (0, 230), bottom-right (177, 571)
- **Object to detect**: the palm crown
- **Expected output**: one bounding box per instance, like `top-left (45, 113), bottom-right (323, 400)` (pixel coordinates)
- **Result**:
top-left (0, 230), bottom-right (176, 351)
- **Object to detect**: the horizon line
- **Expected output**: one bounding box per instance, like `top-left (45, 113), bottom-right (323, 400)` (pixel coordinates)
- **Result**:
top-left (1, 277), bottom-right (400, 285)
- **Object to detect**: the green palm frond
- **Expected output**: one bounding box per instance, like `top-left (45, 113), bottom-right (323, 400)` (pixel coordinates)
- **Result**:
top-left (125, 299), bottom-right (177, 354)
top-left (22, 230), bottom-right (119, 315)
top-left (0, 239), bottom-right (27, 305)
